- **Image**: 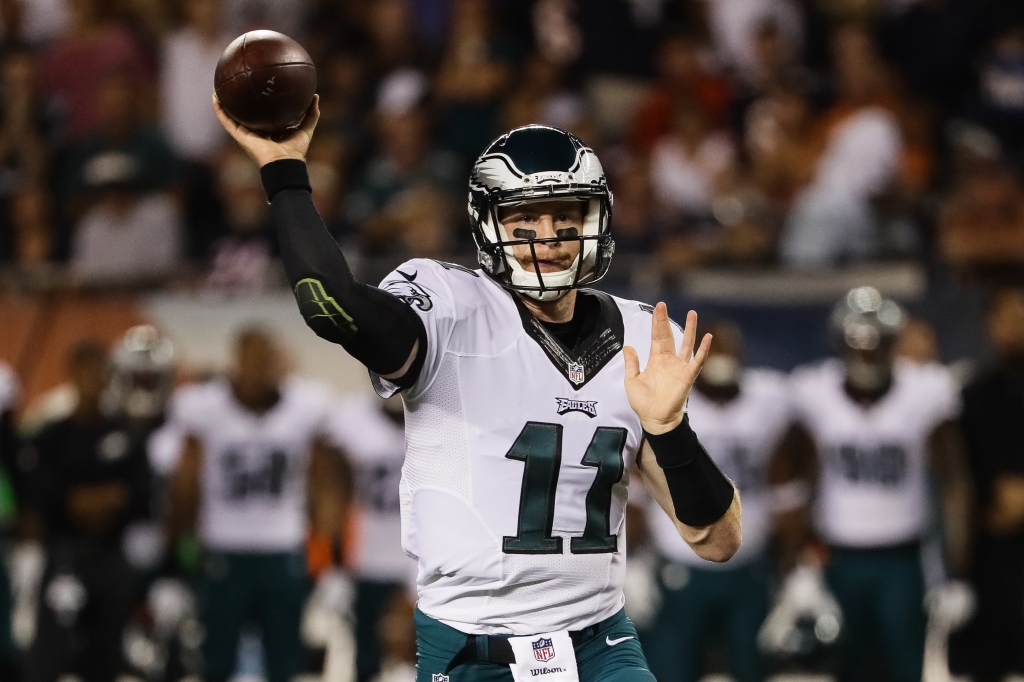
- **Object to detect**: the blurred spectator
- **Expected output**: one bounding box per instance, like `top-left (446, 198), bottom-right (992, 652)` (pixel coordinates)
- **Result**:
top-left (160, 0), bottom-right (231, 263)
top-left (372, 590), bottom-right (417, 682)
top-left (36, 0), bottom-right (149, 143)
top-left (160, 0), bottom-right (229, 164)
top-left (779, 24), bottom-right (903, 268)
top-left (649, 97), bottom-right (775, 271)
top-left (0, 49), bottom-right (48, 196)
top-left (939, 160), bottom-right (1024, 275)
top-left (364, 0), bottom-right (422, 77)
top-left (0, 0), bottom-right (70, 46)
top-left (24, 340), bottom-right (153, 682)
top-left (953, 287), bottom-right (1024, 680)
top-left (62, 73), bottom-right (179, 206)
top-left (62, 74), bottom-right (182, 286)
top-left (745, 84), bottom-right (817, 208)
top-left (309, 156), bottom-right (345, 235)
top-left (329, 396), bottom-right (414, 682)
top-left (223, 0), bottom-right (309, 41)
top-left (605, 153), bottom-right (659, 255)
top-left (629, 31), bottom-right (732, 154)
top-left (703, 0), bottom-right (802, 81)
top-left (68, 155), bottom-right (183, 286)
top-left (6, 185), bottom-right (57, 287)
top-left (968, 26), bottom-right (1024, 158)
top-left (644, 322), bottom-right (789, 682)
top-left (202, 146), bottom-right (278, 294)
top-left (345, 69), bottom-right (462, 256)
top-left (0, 361), bottom-right (17, 681)
top-left (502, 54), bottom-right (566, 130)
top-left (650, 98), bottom-right (737, 218)
top-left (731, 20), bottom-right (818, 132)
top-left (167, 328), bottom-right (346, 682)
top-left (314, 51), bottom-right (371, 165)
top-left (433, 0), bottom-right (512, 161)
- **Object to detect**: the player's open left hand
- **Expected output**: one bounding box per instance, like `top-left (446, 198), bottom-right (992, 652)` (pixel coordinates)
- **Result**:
top-left (624, 304), bottom-right (712, 435)
top-left (212, 93), bottom-right (320, 168)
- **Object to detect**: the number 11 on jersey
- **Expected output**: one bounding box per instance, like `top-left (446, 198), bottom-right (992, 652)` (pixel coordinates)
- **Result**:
top-left (502, 422), bottom-right (628, 555)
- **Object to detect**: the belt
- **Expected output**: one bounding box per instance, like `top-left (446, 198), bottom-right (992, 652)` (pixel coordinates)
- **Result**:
top-left (445, 613), bottom-right (618, 673)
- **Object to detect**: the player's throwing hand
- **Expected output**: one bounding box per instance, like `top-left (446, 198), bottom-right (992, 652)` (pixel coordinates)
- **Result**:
top-left (212, 93), bottom-right (320, 167)
top-left (623, 304), bottom-right (712, 435)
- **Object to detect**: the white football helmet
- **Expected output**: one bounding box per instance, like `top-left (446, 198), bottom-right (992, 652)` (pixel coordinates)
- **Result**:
top-left (107, 325), bottom-right (175, 420)
top-left (468, 125), bottom-right (615, 301)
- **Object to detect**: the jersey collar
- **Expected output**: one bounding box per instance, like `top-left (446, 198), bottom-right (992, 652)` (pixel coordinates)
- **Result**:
top-left (511, 289), bottom-right (624, 390)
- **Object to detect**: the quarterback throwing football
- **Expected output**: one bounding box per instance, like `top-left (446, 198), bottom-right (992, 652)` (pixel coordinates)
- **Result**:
top-left (215, 95), bottom-right (741, 682)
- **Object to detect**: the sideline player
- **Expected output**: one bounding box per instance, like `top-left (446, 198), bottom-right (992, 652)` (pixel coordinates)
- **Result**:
top-left (644, 321), bottom-right (791, 682)
top-left (167, 327), bottom-right (346, 682)
top-left (329, 395), bottom-right (416, 682)
top-left (215, 97), bottom-right (741, 682)
top-left (774, 287), bottom-right (972, 682)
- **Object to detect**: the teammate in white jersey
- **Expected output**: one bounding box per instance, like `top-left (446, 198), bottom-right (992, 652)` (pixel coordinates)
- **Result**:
top-left (644, 322), bottom-right (791, 682)
top-left (215, 99), bottom-right (742, 682)
top-left (329, 395), bottom-right (416, 681)
top-left (775, 287), bottom-right (972, 682)
top-left (167, 328), bottom-right (346, 682)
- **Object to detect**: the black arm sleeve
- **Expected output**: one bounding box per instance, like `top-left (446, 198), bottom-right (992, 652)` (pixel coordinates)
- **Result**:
top-left (645, 415), bottom-right (736, 527)
top-left (262, 159), bottom-right (427, 381)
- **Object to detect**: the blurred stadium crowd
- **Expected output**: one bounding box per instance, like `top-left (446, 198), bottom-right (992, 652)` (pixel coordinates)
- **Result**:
top-left (3, 0), bottom-right (1024, 681)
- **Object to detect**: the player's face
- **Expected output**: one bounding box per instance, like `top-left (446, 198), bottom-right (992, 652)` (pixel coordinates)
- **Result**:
top-left (234, 334), bottom-right (284, 399)
top-left (497, 200), bottom-right (584, 274)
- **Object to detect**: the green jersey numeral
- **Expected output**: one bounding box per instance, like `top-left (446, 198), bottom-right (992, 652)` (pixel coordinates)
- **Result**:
top-left (502, 422), bottom-right (628, 555)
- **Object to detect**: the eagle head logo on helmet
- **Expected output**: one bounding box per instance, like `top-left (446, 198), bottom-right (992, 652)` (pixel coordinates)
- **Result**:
top-left (468, 125), bottom-right (615, 302)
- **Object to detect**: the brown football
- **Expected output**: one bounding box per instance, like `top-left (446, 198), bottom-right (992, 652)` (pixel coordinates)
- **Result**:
top-left (214, 30), bottom-right (316, 134)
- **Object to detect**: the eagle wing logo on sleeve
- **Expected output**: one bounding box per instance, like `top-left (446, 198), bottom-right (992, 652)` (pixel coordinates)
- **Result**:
top-left (384, 270), bottom-right (433, 311)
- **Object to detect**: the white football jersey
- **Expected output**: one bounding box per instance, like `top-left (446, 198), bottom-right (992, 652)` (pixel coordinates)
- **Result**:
top-left (789, 359), bottom-right (960, 548)
top-left (328, 397), bottom-right (415, 583)
top-left (169, 376), bottom-right (335, 552)
top-left (649, 369), bottom-right (791, 568)
top-left (0, 363), bottom-right (19, 414)
top-left (373, 259), bottom-right (682, 636)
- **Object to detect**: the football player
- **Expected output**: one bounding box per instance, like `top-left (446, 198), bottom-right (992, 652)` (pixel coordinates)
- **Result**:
top-left (774, 287), bottom-right (972, 682)
top-left (167, 327), bottom-right (347, 682)
top-left (214, 98), bottom-right (741, 682)
top-left (329, 395), bottom-right (416, 682)
top-left (25, 341), bottom-right (154, 682)
top-left (643, 321), bottom-right (790, 682)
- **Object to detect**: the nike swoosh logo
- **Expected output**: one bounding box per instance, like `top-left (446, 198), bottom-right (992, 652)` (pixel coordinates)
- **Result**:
top-left (606, 636), bottom-right (634, 646)
top-left (397, 269), bottom-right (417, 281)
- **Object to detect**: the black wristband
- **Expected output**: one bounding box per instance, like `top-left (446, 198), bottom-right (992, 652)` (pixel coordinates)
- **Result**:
top-left (261, 159), bottom-right (311, 201)
top-left (644, 414), bottom-right (701, 469)
top-left (644, 415), bottom-right (735, 527)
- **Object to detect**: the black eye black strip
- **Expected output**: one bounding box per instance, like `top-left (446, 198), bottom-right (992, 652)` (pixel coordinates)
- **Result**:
top-left (513, 228), bottom-right (537, 239)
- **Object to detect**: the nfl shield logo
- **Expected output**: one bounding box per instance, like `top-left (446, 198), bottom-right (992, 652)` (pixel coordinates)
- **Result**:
top-left (568, 362), bottom-right (585, 385)
top-left (533, 637), bottom-right (556, 662)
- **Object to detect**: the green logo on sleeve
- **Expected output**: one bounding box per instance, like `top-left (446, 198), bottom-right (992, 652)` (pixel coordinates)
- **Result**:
top-left (294, 278), bottom-right (358, 339)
